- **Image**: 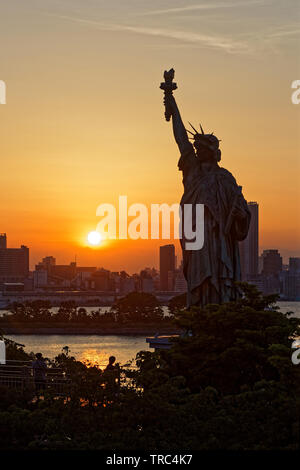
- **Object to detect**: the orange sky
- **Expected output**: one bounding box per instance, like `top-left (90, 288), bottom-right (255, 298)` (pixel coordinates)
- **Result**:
top-left (0, 1), bottom-right (299, 272)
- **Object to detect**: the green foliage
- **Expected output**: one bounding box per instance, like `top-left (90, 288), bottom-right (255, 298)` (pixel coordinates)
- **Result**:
top-left (1, 294), bottom-right (169, 326)
top-left (112, 292), bottom-right (164, 323)
top-left (0, 284), bottom-right (299, 450)
top-left (1, 337), bottom-right (32, 361)
top-left (168, 293), bottom-right (186, 315)
top-left (8, 300), bottom-right (52, 322)
top-left (162, 284), bottom-right (300, 394)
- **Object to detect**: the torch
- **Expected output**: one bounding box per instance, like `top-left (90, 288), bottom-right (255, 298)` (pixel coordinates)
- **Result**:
top-left (160, 68), bottom-right (177, 122)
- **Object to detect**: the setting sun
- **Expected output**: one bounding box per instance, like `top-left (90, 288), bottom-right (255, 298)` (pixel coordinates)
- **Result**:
top-left (87, 231), bottom-right (102, 246)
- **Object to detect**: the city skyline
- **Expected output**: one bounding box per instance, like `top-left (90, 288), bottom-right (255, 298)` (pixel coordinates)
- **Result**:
top-left (0, 224), bottom-right (299, 273)
top-left (0, 228), bottom-right (298, 274)
top-left (0, 232), bottom-right (299, 300)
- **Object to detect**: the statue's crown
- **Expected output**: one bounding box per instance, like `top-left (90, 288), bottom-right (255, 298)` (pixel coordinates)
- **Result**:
top-left (186, 123), bottom-right (221, 151)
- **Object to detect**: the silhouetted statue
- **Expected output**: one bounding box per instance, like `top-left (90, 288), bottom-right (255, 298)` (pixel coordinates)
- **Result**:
top-left (161, 69), bottom-right (251, 308)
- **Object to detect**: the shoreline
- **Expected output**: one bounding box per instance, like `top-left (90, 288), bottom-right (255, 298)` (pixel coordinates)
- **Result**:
top-left (1, 325), bottom-right (181, 336)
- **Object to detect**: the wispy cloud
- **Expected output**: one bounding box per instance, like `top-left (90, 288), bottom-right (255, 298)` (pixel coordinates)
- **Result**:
top-left (134, 0), bottom-right (268, 17)
top-left (111, 24), bottom-right (251, 53)
top-left (53, 14), bottom-right (252, 54)
top-left (267, 27), bottom-right (300, 38)
top-left (51, 4), bottom-right (299, 56)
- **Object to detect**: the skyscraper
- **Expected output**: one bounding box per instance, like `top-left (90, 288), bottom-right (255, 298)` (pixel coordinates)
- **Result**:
top-left (289, 258), bottom-right (300, 273)
top-left (0, 234), bottom-right (29, 287)
top-left (159, 244), bottom-right (175, 291)
top-left (261, 249), bottom-right (282, 276)
top-left (239, 202), bottom-right (259, 281)
top-left (259, 249), bottom-right (283, 295)
top-left (0, 233), bottom-right (7, 249)
top-left (282, 258), bottom-right (300, 300)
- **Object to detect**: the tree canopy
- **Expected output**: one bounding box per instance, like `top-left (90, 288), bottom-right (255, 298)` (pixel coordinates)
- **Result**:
top-left (112, 292), bottom-right (164, 323)
top-left (1, 284), bottom-right (300, 450)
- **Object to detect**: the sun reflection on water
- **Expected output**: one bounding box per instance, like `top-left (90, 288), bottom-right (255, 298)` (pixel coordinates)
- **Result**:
top-left (79, 348), bottom-right (110, 369)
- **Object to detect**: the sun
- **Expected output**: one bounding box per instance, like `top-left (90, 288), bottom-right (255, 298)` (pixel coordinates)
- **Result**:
top-left (87, 231), bottom-right (102, 246)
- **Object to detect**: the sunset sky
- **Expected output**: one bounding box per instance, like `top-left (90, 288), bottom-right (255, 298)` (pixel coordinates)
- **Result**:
top-left (0, 0), bottom-right (299, 272)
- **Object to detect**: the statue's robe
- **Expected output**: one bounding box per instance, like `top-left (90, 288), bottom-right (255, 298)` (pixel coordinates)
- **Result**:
top-left (178, 142), bottom-right (251, 308)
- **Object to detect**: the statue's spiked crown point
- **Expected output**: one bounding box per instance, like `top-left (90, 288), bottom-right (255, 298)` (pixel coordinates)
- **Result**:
top-left (186, 122), bottom-right (221, 150)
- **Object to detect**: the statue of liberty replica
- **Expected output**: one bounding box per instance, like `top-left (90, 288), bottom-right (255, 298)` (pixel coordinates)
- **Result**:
top-left (161, 69), bottom-right (251, 309)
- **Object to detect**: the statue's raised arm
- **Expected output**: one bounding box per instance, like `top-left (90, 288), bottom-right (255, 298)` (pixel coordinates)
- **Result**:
top-left (160, 69), bottom-right (190, 154)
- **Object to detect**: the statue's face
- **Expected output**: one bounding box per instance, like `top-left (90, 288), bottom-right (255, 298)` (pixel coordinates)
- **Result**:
top-left (193, 134), bottom-right (220, 163)
top-left (194, 141), bottom-right (214, 162)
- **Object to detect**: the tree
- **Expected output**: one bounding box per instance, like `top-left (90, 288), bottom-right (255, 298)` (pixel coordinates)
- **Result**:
top-left (129, 284), bottom-right (300, 449)
top-left (112, 292), bottom-right (164, 323)
top-left (57, 301), bottom-right (78, 322)
top-left (1, 284), bottom-right (300, 450)
top-left (157, 283), bottom-right (300, 394)
top-left (168, 293), bottom-right (186, 315)
top-left (7, 300), bottom-right (52, 322)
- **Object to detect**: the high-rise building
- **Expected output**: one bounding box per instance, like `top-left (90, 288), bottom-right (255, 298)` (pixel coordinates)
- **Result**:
top-left (39, 256), bottom-right (56, 270)
top-left (33, 270), bottom-right (48, 288)
top-left (239, 202), bottom-right (259, 281)
top-left (160, 244), bottom-right (175, 291)
top-left (174, 269), bottom-right (187, 293)
top-left (0, 233), bottom-right (7, 249)
top-left (289, 258), bottom-right (300, 273)
top-left (261, 249), bottom-right (282, 276)
top-left (281, 270), bottom-right (300, 300)
top-left (0, 234), bottom-right (29, 287)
